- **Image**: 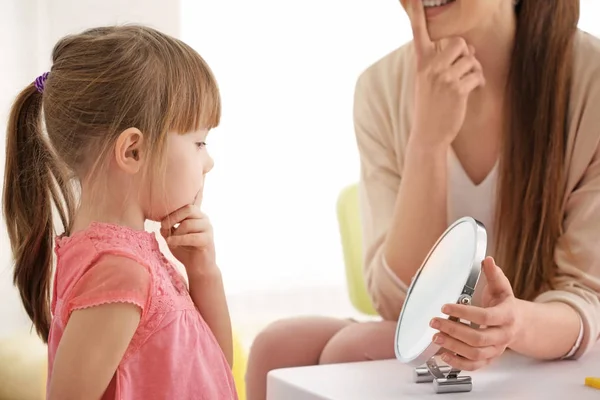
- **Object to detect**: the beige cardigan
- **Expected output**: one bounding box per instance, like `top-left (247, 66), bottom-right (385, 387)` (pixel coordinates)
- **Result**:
top-left (354, 30), bottom-right (600, 359)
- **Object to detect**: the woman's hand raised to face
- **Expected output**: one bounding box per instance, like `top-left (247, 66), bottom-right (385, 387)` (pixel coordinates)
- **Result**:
top-left (407, 0), bottom-right (486, 148)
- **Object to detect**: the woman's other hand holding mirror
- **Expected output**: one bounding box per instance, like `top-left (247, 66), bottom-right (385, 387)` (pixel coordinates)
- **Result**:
top-left (429, 257), bottom-right (523, 371)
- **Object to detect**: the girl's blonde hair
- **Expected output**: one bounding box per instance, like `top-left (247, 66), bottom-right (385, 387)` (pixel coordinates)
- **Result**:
top-left (3, 25), bottom-right (221, 342)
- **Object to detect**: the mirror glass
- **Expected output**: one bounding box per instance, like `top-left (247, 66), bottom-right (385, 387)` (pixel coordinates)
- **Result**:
top-left (395, 218), bottom-right (485, 364)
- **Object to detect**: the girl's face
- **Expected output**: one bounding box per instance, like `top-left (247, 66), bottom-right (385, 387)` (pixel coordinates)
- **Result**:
top-left (145, 129), bottom-right (214, 221)
top-left (400, 0), bottom-right (509, 41)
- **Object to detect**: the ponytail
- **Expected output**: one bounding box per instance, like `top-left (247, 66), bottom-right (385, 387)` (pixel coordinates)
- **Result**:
top-left (495, 0), bottom-right (579, 301)
top-left (3, 83), bottom-right (75, 342)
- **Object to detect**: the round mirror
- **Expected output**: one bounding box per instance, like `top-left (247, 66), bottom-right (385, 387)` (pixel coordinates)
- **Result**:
top-left (394, 217), bottom-right (487, 367)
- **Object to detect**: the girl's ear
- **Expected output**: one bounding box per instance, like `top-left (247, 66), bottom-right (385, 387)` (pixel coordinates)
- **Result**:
top-left (114, 127), bottom-right (145, 174)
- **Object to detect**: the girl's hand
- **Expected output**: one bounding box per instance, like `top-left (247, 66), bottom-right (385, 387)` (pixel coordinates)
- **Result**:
top-left (407, 0), bottom-right (485, 147)
top-left (430, 257), bottom-right (522, 371)
top-left (160, 191), bottom-right (216, 272)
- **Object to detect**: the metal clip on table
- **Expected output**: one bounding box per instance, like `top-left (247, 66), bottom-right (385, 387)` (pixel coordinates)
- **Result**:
top-left (413, 358), bottom-right (472, 394)
top-left (413, 295), bottom-right (477, 394)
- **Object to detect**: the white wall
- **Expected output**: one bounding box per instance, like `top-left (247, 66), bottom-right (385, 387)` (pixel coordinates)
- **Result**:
top-left (181, 0), bottom-right (408, 295)
top-left (0, 0), bottom-right (181, 337)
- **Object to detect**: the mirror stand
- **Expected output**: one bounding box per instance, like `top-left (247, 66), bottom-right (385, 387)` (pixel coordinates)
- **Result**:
top-left (412, 357), bottom-right (473, 394)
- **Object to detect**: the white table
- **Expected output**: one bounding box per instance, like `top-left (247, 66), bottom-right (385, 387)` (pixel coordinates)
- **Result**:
top-left (267, 345), bottom-right (600, 399)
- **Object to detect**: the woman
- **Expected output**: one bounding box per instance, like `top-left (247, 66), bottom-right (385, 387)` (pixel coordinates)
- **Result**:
top-left (246, 0), bottom-right (600, 398)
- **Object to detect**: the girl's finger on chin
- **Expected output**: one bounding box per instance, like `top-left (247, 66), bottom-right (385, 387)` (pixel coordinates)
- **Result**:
top-left (160, 227), bottom-right (170, 238)
top-left (166, 233), bottom-right (206, 248)
top-left (173, 219), bottom-right (210, 236)
top-left (161, 204), bottom-right (197, 229)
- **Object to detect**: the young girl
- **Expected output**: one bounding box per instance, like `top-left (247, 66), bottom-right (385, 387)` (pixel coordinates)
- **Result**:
top-left (247, 0), bottom-right (600, 398)
top-left (3, 25), bottom-right (237, 399)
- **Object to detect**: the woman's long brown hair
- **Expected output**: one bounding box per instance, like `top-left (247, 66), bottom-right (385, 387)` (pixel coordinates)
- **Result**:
top-left (3, 26), bottom-right (220, 342)
top-left (496, 0), bottom-right (580, 301)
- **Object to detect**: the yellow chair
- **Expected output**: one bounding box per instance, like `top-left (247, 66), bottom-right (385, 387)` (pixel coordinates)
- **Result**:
top-left (232, 332), bottom-right (247, 400)
top-left (0, 331), bottom-right (47, 400)
top-left (336, 183), bottom-right (378, 316)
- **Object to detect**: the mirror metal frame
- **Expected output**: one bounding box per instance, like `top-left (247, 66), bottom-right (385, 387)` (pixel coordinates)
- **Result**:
top-left (394, 217), bottom-right (487, 393)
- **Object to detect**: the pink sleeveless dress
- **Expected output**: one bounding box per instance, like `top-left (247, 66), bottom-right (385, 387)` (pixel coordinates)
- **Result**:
top-left (48, 222), bottom-right (237, 399)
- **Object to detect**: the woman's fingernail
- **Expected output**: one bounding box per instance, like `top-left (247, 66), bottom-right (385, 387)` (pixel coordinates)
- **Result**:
top-left (430, 319), bottom-right (440, 329)
top-left (441, 305), bottom-right (450, 313)
top-left (442, 354), bottom-right (450, 362)
top-left (434, 334), bottom-right (444, 344)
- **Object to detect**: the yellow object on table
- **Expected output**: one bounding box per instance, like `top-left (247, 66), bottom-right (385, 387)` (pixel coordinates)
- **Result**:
top-left (585, 377), bottom-right (600, 389)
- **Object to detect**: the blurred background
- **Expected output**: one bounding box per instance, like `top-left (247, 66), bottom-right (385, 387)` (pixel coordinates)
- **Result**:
top-left (1, 1), bottom-right (599, 399)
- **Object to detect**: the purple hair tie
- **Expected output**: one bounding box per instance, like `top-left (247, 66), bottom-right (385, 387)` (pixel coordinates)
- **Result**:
top-left (34, 72), bottom-right (49, 93)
